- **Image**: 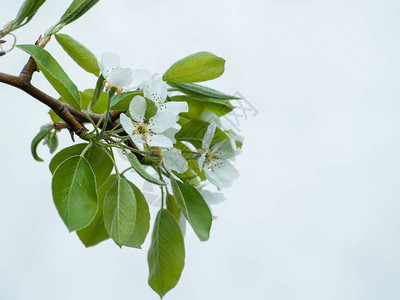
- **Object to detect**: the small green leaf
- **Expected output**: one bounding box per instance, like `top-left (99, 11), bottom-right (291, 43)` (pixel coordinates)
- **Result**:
top-left (77, 175), bottom-right (116, 247)
top-left (110, 91), bottom-right (143, 110)
top-left (175, 120), bottom-right (229, 149)
top-left (170, 95), bottom-right (233, 119)
top-left (90, 75), bottom-right (106, 111)
top-left (52, 155), bottom-right (98, 231)
top-left (163, 52), bottom-right (225, 83)
top-left (145, 98), bottom-right (158, 119)
top-left (126, 153), bottom-right (166, 186)
top-left (13, 0), bottom-right (46, 28)
top-left (17, 45), bottom-right (81, 110)
top-left (124, 181), bottom-right (150, 249)
top-left (55, 34), bottom-right (99, 76)
top-left (49, 109), bottom-right (63, 123)
top-left (170, 177), bottom-right (212, 241)
top-left (169, 82), bottom-right (240, 100)
top-left (49, 132), bottom-right (59, 154)
top-left (80, 89), bottom-right (107, 113)
top-left (148, 209), bottom-right (185, 298)
top-left (49, 143), bottom-right (113, 187)
top-left (31, 124), bottom-right (52, 162)
top-left (103, 176), bottom-right (137, 247)
top-left (58, 0), bottom-right (99, 25)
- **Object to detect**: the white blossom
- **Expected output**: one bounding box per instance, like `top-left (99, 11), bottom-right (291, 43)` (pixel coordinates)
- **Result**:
top-left (98, 52), bottom-right (149, 92)
top-left (120, 95), bottom-right (178, 148)
top-left (144, 76), bottom-right (188, 116)
top-left (163, 148), bottom-right (188, 174)
top-left (197, 123), bottom-right (239, 189)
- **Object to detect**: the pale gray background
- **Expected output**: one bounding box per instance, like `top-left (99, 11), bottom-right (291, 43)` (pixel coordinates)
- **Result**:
top-left (1, 0), bottom-right (400, 299)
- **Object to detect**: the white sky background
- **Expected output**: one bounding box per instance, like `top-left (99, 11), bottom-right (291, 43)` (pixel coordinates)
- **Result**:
top-left (1, 0), bottom-right (400, 299)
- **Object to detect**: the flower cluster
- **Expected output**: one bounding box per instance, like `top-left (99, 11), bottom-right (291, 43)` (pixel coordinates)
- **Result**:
top-left (99, 52), bottom-right (240, 190)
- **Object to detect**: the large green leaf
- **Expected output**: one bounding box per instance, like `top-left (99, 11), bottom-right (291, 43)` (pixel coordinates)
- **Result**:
top-left (170, 95), bottom-right (233, 119)
top-left (49, 143), bottom-right (113, 187)
top-left (175, 120), bottom-right (229, 149)
top-left (77, 175), bottom-right (116, 247)
top-left (103, 177), bottom-right (137, 247)
top-left (163, 52), bottom-right (225, 83)
top-left (52, 155), bottom-right (98, 232)
top-left (170, 177), bottom-right (212, 241)
top-left (148, 209), bottom-right (185, 298)
top-left (124, 181), bottom-right (150, 249)
top-left (126, 153), bottom-right (166, 186)
top-left (31, 124), bottom-right (52, 162)
top-left (17, 45), bottom-right (81, 110)
top-left (55, 34), bottom-right (99, 76)
top-left (169, 82), bottom-right (240, 100)
top-left (58, 0), bottom-right (99, 25)
top-left (166, 193), bottom-right (180, 222)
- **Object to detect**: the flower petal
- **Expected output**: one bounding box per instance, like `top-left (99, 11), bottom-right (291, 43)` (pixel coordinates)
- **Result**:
top-left (202, 123), bottom-right (216, 150)
top-left (129, 95), bottom-right (147, 122)
top-left (99, 52), bottom-right (120, 78)
top-left (204, 168), bottom-right (224, 189)
top-left (132, 134), bottom-right (145, 144)
top-left (144, 76), bottom-right (167, 104)
top-left (148, 111), bottom-right (177, 133)
top-left (130, 69), bottom-right (151, 89)
top-left (198, 152), bottom-right (207, 171)
top-left (109, 67), bottom-right (133, 88)
top-left (164, 101), bottom-right (189, 115)
top-left (211, 139), bottom-right (236, 160)
top-left (210, 160), bottom-right (239, 186)
top-left (163, 148), bottom-right (188, 174)
top-left (162, 127), bottom-right (180, 144)
top-left (120, 113), bottom-right (135, 135)
top-left (199, 190), bottom-right (225, 205)
top-left (147, 134), bottom-right (173, 148)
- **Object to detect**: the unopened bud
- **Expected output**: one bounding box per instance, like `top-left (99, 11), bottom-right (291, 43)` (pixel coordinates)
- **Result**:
top-left (1, 21), bottom-right (13, 35)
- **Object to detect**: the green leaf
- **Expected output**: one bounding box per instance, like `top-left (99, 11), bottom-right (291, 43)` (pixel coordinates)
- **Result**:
top-left (145, 98), bottom-right (158, 119)
top-left (148, 209), bottom-right (185, 298)
top-left (124, 181), bottom-right (150, 249)
top-left (55, 34), bottom-right (99, 76)
top-left (169, 82), bottom-right (239, 100)
top-left (49, 143), bottom-right (113, 187)
top-left (166, 193), bottom-right (180, 222)
top-left (90, 75), bottom-right (106, 111)
top-left (170, 177), bottom-right (212, 241)
top-left (175, 120), bottom-right (229, 149)
top-left (52, 155), bottom-right (98, 231)
top-left (163, 51), bottom-right (225, 83)
top-left (126, 153), bottom-right (166, 186)
top-left (80, 89), bottom-right (108, 113)
top-left (58, 0), bottom-right (99, 25)
top-left (31, 124), bottom-right (52, 162)
top-left (49, 109), bottom-right (63, 123)
top-left (170, 95), bottom-right (233, 119)
top-left (77, 174), bottom-right (116, 247)
top-left (14, 0), bottom-right (46, 28)
top-left (110, 91), bottom-right (143, 110)
top-left (17, 45), bottom-right (81, 110)
top-left (103, 176), bottom-right (137, 247)
top-left (49, 131), bottom-right (59, 154)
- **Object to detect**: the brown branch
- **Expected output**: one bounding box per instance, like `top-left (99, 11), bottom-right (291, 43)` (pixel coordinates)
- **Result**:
top-left (0, 72), bottom-right (122, 139)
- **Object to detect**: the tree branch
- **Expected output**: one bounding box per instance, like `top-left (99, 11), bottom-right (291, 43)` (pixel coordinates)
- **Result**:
top-left (0, 71), bottom-right (122, 138)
